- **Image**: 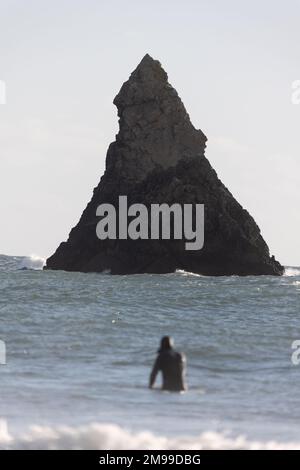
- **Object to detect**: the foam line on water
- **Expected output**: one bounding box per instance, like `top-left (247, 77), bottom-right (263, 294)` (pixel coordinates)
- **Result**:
top-left (175, 269), bottom-right (203, 277)
top-left (0, 421), bottom-right (300, 450)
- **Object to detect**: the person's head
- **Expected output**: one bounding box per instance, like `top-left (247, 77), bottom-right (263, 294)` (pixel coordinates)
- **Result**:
top-left (158, 336), bottom-right (174, 352)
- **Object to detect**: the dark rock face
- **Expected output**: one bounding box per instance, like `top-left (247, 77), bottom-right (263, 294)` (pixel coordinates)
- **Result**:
top-left (45, 54), bottom-right (284, 276)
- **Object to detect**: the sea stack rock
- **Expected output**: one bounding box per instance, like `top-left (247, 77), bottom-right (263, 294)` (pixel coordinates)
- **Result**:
top-left (46, 54), bottom-right (284, 276)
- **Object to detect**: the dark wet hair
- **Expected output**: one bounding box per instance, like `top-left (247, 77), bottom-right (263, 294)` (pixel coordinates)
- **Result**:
top-left (158, 336), bottom-right (174, 352)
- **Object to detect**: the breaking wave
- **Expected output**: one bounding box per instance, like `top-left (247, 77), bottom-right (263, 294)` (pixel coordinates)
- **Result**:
top-left (175, 269), bottom-right (202, 277)
top-left (0, 421), bottom-right (299, 450)
top-left (18, 255), bottom-right (46, 270)
top-left (176, 267), bottom-right (300, 278)
top-left (284, 267), bottom-right (300, 277)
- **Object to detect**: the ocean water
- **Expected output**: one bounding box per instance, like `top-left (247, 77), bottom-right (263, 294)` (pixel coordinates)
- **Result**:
top-left (0, 254), bottom-right (300, 449)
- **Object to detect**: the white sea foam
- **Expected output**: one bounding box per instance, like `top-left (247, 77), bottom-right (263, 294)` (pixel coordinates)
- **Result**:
top-left (175, 269), bottom-right (202, 277)
top-left (0, 421), bottom-right (299, 450)
top-left (284, 267), bottom-right (300, 277)
top-left (19, 255), bottom-right (46, 270)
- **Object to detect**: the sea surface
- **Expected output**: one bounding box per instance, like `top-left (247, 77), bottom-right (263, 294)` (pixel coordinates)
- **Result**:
top-left (0, 254), bottom-right (300, 449)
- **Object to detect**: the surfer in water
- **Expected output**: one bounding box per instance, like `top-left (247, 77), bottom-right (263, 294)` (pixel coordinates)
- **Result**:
top-left (149, 336), bottom-right (187, 392)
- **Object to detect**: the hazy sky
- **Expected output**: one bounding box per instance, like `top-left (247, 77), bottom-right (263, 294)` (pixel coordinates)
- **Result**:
top-left (0, 0), bottom-right (299, 265)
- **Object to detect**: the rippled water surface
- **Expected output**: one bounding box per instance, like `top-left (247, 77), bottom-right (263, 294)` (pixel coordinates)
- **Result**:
top-left (0, 255), bottom-right (300, 448)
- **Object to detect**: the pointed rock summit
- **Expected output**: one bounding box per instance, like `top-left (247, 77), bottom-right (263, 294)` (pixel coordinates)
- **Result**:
top-left (111, 54), bottom-right (207, 181)
top-left (46, 55), bottom-right (283, 275)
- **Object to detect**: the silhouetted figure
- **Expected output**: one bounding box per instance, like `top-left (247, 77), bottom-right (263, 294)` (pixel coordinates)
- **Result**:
top-left (149, 336), bottom-right (187, 392)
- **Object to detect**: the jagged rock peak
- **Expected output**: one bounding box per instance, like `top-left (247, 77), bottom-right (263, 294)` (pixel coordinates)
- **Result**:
top-left (111, 54), bottom-right (207, 177)
top-left (114, 54), bottom-right (169, 110)
top-left (131, 53), bottom-right (168, 82)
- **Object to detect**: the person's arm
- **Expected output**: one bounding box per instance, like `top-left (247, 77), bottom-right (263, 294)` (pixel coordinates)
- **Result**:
top-left (149, 355), bottom-right (161, 389)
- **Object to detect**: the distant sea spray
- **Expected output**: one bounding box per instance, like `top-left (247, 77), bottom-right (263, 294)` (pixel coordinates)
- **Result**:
top-left (18, 255), bottom-right (46, 271)
top-left (284, 267), bottom-right (300, 277)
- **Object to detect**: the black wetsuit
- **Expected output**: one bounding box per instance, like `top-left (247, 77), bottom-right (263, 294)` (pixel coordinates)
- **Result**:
top-left (150, 348), bottom-right (186, 392)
